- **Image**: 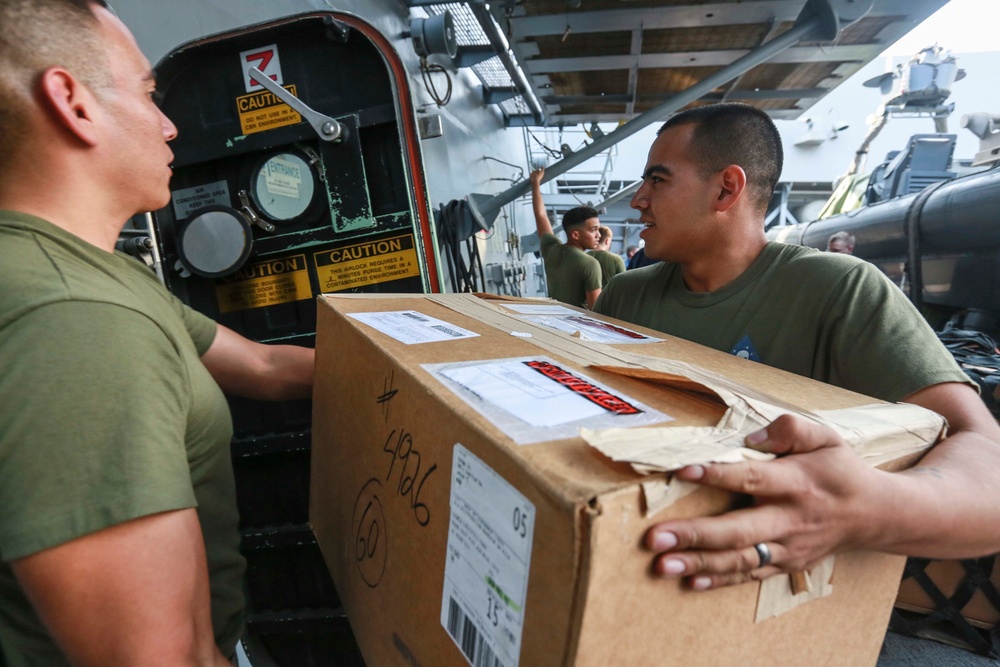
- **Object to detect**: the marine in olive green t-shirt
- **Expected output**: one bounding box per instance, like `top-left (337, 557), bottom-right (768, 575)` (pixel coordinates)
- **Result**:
top-left (0, 211), bottom-right (245, 665)
top-left (540, 233), bottom-right (602, 308)
top-left (589, 249), bottom-right (626, 287)
top-left (594, 242), bottom-right (970, 402)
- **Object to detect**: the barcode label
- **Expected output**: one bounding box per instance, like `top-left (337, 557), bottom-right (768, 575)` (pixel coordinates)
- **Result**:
top-left (441, 446), bottom-right (532, 667)
top-left (446, 597), bottom-right (506, 667)
top-left (349, 311), bottom-right (479, 345)
top-left (431, 324), bottom-right (468, 338)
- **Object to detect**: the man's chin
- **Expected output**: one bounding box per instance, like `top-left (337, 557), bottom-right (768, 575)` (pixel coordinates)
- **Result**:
top-left (642, 245), bottom-right (666, 262)
top-left (144, 191), bottom-right (172, 214)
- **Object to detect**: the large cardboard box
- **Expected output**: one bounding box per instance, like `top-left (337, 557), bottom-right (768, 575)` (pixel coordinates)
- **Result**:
top-left (311, 293), bottom-right (941, 667)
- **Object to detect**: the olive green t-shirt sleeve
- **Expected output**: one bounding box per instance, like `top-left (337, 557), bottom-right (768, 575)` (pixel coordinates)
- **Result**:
top-left (582, 255), bottom-right (602, 292)
top-left (168, 293), bottom-right (217, 355)
top-left (539, 232), bottom-right (559, 255)
top-left (592, 284), bottom-right (611, 314)
top-left (0, 301), bottom-right (197, 561)
top-left (818, 263), bottom-right (972, 402)
top-left (593, 269), bottom-right (626, 315)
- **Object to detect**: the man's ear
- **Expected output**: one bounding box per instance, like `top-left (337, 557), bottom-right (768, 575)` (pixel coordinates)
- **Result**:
top-left (714, 164), bottom-right (747, 212)
top-left (39, 67), bottom-right (100, 147)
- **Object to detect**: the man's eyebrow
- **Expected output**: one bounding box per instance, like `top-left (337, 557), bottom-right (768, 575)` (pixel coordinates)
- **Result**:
top-left (642, 165), bottom-right (671, 179)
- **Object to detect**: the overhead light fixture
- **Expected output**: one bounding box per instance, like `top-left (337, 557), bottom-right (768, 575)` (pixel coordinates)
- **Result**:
top-left (407, 10), bottom-right (458, 59)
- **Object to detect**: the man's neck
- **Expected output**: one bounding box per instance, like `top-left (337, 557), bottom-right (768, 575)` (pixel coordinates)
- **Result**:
top-left (0, 163), bottom-right (125, 253)
top-left (680, 238), bottom-right (768, 293)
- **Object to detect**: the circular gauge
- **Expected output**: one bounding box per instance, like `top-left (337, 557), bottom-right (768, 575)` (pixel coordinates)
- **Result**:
top-left (177, 205), bottom-right (253, 278)
top-left (249, 151), bottom-right (318, 223)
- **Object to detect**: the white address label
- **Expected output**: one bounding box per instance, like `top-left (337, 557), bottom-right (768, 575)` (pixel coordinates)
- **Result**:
top-left (441, 445), bottom-right (534, 667)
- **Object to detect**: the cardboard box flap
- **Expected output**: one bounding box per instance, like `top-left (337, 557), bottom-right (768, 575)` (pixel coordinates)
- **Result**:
top-left (580, 401), bottom-right (945, 479)
top-left (580, 366), bottom-right (946, 478)
top-left (581, 404), bottom-right (944, 522)
top-left (590, 361), bottom-right (799, 438)
top-left (817, 403), bottom-right (948, 466)
top-left (592, 358), bottom-right (813, 417)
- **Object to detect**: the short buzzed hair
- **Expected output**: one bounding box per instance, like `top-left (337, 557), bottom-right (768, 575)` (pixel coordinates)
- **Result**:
top-left (562, 206), bottom-right (599, 231)
top-left (0, 0), bottom-right (112, 162)
top-left (597, 226), bottom-right (612, 243)
top-left (658, 103), bottom-right (783, 214)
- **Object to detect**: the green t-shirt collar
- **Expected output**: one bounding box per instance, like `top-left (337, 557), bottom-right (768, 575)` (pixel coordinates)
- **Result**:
top-left (672, 241), bottom-right (787, 308)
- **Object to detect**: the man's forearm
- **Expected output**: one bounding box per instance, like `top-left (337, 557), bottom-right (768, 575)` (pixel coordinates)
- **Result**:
top-left (202, 325), bottom-right (314, 401)
top-left (866, 381), bottom-right (1000, 557)
top-left (531, 180), bottom-right (553, 236)
top-left (258, 343), bottom-right (315, 400)
top-left (861, 431), bottom-right (1000, 558)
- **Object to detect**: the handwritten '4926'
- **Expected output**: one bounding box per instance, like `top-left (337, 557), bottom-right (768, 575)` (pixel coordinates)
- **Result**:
top-left (384, 429), bottom-right (437, 526)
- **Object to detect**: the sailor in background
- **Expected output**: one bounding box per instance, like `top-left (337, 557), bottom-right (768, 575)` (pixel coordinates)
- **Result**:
top-left (589, 225), bottom-right (626, 287)
top-left (529, 167), bottom-right (603, 308)
top-left (827, 230), bottom-right (856, 255)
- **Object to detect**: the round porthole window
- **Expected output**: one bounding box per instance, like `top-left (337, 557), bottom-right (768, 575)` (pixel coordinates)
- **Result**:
top-left (176, 205), bottom-right (253, 278)
top-left (249, 151), bottom-right (318, 223)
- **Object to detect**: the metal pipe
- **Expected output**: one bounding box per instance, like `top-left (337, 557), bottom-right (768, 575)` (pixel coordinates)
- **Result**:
top-left (142, 212), bottom-right (165, 283)
top-left (776, 167), bottom-right (1000, 256)
top-left (595, 179), bottom-right (641, 210)
top-left (770, 167), bottom-right (1000, 311)
top-left (475, 14), bottom-right (827, 222)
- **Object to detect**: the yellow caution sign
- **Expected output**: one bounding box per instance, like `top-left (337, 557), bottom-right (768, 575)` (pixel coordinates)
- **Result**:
top-left (216, 254), bottom-right (312, 313)
top-left (236, 84), bottom-right (302, 135)
top-left (315, 234), bottom-right (421, 292)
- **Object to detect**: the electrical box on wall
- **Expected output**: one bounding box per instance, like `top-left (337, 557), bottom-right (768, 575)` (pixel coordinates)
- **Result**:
top-left (151, 12), bottom-right (441, 664)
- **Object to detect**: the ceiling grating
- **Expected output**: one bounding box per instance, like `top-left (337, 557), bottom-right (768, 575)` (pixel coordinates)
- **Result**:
top-left (411, 0), bottom-right (951, 127)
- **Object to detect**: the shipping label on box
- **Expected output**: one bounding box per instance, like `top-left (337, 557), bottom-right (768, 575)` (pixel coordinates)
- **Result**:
top-left (441, 445), bottom-right (535, 667)
top-left (497, 304), bottom-right (661, 345)
top-left (426, 356), bottom-right (671, 444)
top-left (348, 310), bottom-right (479, 344)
